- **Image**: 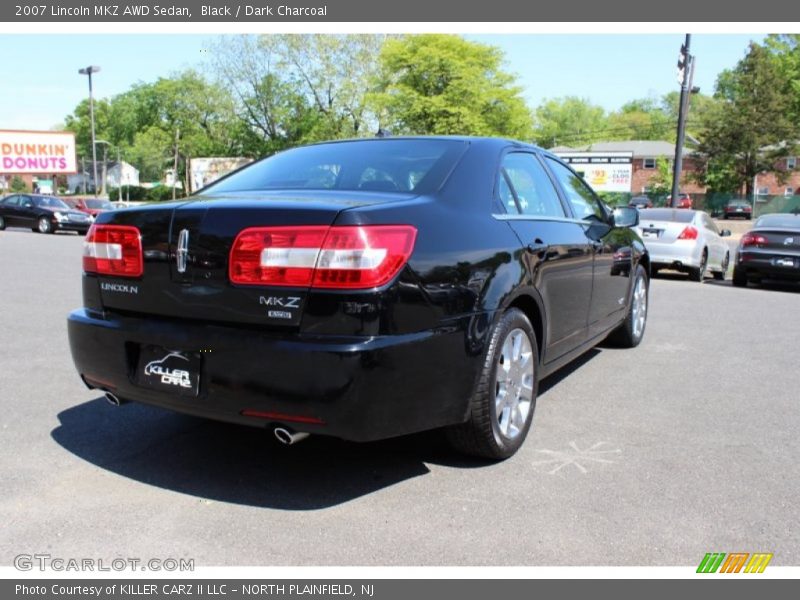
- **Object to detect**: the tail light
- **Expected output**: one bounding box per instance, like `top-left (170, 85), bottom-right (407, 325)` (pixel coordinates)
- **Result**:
top-left (230, 225), bottom-right (417, 289)
top-left (83, 224), bottom-right (143, 277)
top-left (677, 226), bottom-right (698, 240)
top-left (741, 233), bottom-right (767, 247)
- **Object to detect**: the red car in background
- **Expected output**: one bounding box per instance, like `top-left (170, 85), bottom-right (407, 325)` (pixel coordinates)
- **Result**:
top-left (63, 197), bottom-right (115, 218)
top-left (666, 194), bottom-right (693, 209)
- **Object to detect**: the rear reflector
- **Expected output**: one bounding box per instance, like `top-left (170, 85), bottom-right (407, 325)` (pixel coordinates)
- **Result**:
top-left (741, 233), bottom-right (767, 247)
top-left (230, 225), bottom-right (417, 289)
top-left (677, 226), bottom-right (698, 240)
top-left (83, 224), bottom-right (143, 277)
top-left (241, 409), bottom-right (325, 425)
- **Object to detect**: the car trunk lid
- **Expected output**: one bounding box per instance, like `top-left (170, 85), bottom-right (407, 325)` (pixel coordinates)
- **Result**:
top-left (93, 191), bottom-right (412, 328)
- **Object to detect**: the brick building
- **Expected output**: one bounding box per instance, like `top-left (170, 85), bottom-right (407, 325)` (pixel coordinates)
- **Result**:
top-left (554, 140), bottom-right (799, 198)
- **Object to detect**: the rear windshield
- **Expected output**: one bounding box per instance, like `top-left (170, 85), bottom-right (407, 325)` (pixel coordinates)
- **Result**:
top-left (639, 208), bottom-right (695, 223)
top-left (755, 214), bottom-right (800, 229)
top-left (200, 139), bottom-right (467, 195)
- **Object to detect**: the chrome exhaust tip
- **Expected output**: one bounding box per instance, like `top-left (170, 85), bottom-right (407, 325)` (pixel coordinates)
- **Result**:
top-left (104, 392), bottom-right (127, 407)
top-left (273, 427), bottom-right (310, 445)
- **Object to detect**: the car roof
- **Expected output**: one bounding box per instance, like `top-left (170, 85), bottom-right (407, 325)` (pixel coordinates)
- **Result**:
top-left (299, 135), bottom-right (550, 156)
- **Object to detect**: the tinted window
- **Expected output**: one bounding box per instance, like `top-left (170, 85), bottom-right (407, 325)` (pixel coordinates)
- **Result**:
top-left (202, 139), bottom-right (466, 195)
top-left (755, 214), bottom-right (800, 229)
top-left (32, 196), bottom-right (69, 209)
top-left (638, 209), bottom-right (695, 223)
top-left (85, 199), bottom-right (114, 210)
top-left (545, 158), bottom-right (606, 221)
top-left (1, 195), bottom-right (19, 206)
top-left (499, 153), bottom-right (565, 218)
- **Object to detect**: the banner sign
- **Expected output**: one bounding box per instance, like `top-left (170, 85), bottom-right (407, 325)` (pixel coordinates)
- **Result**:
top-left (0, 130), bottom-right (78, 174)
top-left (555, 151), bottom-right (633, 193)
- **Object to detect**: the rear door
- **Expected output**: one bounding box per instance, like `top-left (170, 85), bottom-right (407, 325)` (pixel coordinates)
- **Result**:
top-left (497, 151), bottom-right (593, 363)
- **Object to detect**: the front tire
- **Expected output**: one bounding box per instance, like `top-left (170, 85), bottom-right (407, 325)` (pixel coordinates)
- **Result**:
top-left (713, 252), bottom-right (729, 281)
top-left (38, 216), bottom-right (53, 234)
top-left (446, 308), bottom-right (538, 460)
top-left (607, 264), bottom-right (649, 348)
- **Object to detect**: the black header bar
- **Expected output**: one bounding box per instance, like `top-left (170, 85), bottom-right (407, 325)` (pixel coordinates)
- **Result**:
top-left (2, 0), bottom-right (797, 22)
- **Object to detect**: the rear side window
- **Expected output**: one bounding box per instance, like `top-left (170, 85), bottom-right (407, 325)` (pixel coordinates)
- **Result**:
top-left (639, 209), bottom-right (695, 223)
top-left (755, 215), bottom-right (800, 229)
top-left (201, 139), bottom-right (467, 195)
top-left (498, 153), bottom-right (565, 218)
top-left (2, 195), bottom-right (19, 206)
top-left (545, 157), bottom-right (606, 221)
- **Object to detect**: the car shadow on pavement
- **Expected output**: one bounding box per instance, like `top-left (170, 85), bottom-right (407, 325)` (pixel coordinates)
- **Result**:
top-left (51, 398), bottom-right (445, 510)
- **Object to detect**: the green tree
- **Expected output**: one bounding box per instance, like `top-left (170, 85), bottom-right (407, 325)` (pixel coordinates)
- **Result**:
top-left (533, 97), bottom-right (605, 148)
top-left (10, 176), bottom-right (27, 192)
top-left (698, 43), bottom-right (799, 195)
top-left (211, 34), bottom-right (385, 152)
top-left (372, 34), bottom-right (533, 139)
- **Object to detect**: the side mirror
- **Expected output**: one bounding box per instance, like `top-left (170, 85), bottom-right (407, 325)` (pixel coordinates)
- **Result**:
top-left (613, 206), bottom-right (639, 228)
top-left (720, 229), bottom-right (732, 237)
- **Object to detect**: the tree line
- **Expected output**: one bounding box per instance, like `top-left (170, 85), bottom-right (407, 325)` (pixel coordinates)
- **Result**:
top-left (62, 34), bottom-right (800, 196)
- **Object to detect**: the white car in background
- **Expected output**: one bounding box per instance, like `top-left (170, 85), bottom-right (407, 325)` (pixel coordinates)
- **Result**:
top-left (635, 208), bottom-right (732, 281)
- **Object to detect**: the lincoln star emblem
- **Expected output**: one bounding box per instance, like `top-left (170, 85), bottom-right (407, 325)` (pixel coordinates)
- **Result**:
top-left (176, 229), bottom-right (189, 273)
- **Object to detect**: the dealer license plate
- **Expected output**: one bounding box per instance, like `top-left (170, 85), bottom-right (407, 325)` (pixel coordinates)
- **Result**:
top-left (135, 345), bottom-right (201, 396)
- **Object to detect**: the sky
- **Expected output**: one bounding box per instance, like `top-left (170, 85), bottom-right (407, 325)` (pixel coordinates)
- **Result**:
top-left (0, 33), bottom-right (765, 131)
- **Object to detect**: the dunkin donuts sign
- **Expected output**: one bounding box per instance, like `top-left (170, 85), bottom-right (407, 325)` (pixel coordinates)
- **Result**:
top-left (0, 130), bottom-right (77, 174)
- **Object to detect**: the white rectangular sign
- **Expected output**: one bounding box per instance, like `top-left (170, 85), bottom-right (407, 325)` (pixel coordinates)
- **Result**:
top-left (0, 130), bottom-right (77, 174)
top-left (570, 163), bottom-right (633, 193)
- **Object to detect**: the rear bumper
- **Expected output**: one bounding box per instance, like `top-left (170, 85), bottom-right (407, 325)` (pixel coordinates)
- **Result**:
top-left (67, 309), bottom-right (482, 442)
top-left (645, 241), bottom-right (702, 269)
top-left (736, 251), bottom-right (800, 281)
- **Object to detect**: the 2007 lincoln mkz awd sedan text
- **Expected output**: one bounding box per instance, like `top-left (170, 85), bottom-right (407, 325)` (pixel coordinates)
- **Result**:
top-left (67, 137), bottom-right (650, 459)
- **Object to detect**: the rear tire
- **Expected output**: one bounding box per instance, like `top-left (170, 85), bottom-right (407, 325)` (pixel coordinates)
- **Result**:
top-left (0, 215), bottom-right (5, 230)
top-left (607, 264), bottom-right (649, 348)
top-left (446, 308), bottom-right (538, 460)
top-left (732, 266), bottom-right (747, 287)
top-left (689, 250), bottom-right (707, 282)
top-left (713, 252), bottom-right (729, 281)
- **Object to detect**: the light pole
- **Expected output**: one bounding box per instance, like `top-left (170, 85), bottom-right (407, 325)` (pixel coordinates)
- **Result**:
top-left (78, 65), bottom-right (101, 197)
top-left (94, 139), bottom-right (111, 196)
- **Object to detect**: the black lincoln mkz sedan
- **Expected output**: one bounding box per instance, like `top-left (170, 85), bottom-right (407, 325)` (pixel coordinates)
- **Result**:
top-left (67, 137), bottom-right (650, 459)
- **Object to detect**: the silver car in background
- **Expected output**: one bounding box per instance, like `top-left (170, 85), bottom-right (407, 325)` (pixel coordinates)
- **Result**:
top-left (635, 208), bottom-right (732, 281)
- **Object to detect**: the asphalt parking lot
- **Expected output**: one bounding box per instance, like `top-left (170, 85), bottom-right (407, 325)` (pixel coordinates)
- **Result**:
top-left (1, 228), bottom-right (798, 567)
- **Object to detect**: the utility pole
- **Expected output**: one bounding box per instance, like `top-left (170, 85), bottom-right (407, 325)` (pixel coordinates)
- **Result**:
top-left (671, 35), bottom-right (693, 208)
